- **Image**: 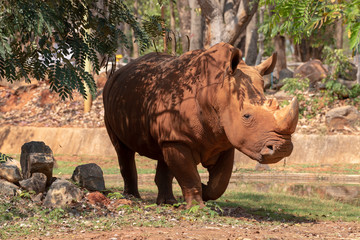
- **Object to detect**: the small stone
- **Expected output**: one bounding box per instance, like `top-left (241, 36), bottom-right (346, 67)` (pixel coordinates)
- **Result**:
top-left (31, 192), bottom-right (43, 203)
top-left (0, 159), bottom-right (22, 183)
top-left (0, 179), bottom-right (19, 197)
top-left (43, 179), bottom-right (83, 208)
top-left (19, 172), bottom-right (47, 194)
top-left (71, 163), bottom-right (105, 191)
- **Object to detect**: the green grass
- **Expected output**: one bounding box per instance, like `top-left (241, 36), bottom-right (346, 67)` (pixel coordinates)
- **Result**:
top-left (219, 190), bottom-right (360, 222)
top-left (2, 182), bottom-right (360, 239)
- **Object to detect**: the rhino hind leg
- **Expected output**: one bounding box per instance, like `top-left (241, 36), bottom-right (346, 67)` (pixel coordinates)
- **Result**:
top-left (115, 142), bottom-right (140, 198)
top-left (202, 148), bottom-right (234, 201)
top-left (155, 159), bottom-right (177, 205)
top-left (105, 121), bottom-right (140, 198)
top-left (161, 143), bottom-right (204, 208)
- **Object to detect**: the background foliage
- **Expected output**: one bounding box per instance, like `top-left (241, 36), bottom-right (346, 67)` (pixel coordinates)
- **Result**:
top-left (0, 0), bottom-right (151, 99)
top-left (260, 0), bottom-right (360, 53)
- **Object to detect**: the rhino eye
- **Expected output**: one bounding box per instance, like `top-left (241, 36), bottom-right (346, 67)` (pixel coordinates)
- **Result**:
top-left (243, 114), bottom-right (251, 119)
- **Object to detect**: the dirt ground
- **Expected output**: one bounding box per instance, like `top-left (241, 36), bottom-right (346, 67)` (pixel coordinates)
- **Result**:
top-left (25, 221), bottom-right (360, 240)
top-left (23, 156), bottom-right (360, 240)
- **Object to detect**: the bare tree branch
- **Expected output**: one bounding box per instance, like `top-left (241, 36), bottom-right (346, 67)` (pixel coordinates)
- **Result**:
top-left (228, 0), bottom-right (259, 45)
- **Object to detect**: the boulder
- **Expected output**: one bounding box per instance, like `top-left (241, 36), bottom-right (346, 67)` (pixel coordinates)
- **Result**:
top-left (325, 106), bottom-right (360, 130)
top-left (0, 179), bottom-right (19, 197)
top-left (71, 163), bottom-right (105, 191)
top-left (294, 59), bottom-right (328, 88)
top-left (20, 141), bottom-right (54, 185)
top-left (19, 172), bottom-right (47, 194)
top-left (0, 159), bottom-right (22, 183)
top-left (43, 179), bottom-right (83, 208)
top-left (279, 68), bottom-right (294, 81)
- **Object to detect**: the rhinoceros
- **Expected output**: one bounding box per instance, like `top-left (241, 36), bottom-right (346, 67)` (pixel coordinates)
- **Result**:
top-left (103, 42), bottom-right (298, 207)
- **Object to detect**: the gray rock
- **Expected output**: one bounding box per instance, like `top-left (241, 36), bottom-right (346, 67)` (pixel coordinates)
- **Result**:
top-left (19, 172), bottom-right (47, 194)
top-left (71, 163), bottom-right (105, 191)
top-left (0, 159), bottom-right (22, 183)
top-left (31, 193), bottom-right (43, 203)
top-left (43, 179), bottom-right (83, 208)
top-left (20, 141), bottom-right (54, 185)
top-left (270, 68), bottom-right (294, 90)
top-left (279, 68), bottom-right (294, 81)
top-left (0, 179), bottom-right (19, 197)
top-left (326, 106), bottom-right (360, 130)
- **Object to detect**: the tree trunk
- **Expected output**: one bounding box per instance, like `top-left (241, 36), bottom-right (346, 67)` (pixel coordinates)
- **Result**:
top-left (294, 38), bottom-right (324, 62)
top-left (84, 58), bottom-right (92, 113)
top-left (198, 0), bottom-right (259, 46)
top-left (170, 0), bottom-right (176, 55)
top-left (244, 12), bottom-right (258, 66)
top-left (177, 0), bottom-right (191, 52)
top-left (274, 34), bottom-right (287, 79)
top-left (255, 6), bottom-right (265, 65)
top-left (132, 0), bottom-right (139, 58)
top-left (335, 18), bottom-right (343, 49)
top-left (227, 0), bottom-right (259, 45)
top-left (335, 0), bottom-right (343, 49)
top-left (161, 5), bottom-right (167, 53)
top-left (189, 0), bottom-right (203, 50)
top-left (356, 53), bottom-right (360, 84)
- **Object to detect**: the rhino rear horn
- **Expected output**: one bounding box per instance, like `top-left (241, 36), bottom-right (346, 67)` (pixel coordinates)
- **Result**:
top-left (275, 97), bottom-right (299, 134)
top-left (255, 52), bottom-right (277, 76)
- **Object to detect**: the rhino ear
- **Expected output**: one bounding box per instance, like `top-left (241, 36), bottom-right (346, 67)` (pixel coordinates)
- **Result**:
top-left (229, 49), bottom-right (242, 74)
top-left (255, 52), bottom-right (277, 76)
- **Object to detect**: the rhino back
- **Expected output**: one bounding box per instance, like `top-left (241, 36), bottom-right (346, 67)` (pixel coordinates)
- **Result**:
top-left (103, 51), bottom-right (207, 158)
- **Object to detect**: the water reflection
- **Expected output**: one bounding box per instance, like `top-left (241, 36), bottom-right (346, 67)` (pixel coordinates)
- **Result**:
top-left (229, 180), bottom-right (360, 205)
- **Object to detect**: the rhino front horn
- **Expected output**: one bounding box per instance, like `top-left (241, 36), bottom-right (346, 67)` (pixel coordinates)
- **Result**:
top-left (275, 97), bottom-right (299, 134)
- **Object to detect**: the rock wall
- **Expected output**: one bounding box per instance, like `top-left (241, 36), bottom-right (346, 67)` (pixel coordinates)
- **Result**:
top-left (1, 126), bottom-right (360, 165)
top-left (0, 126), bottom-right (116, 156)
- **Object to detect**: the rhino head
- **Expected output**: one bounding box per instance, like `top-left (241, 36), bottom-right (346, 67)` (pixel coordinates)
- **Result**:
top-left (216, 48), bottom-right (298, 164)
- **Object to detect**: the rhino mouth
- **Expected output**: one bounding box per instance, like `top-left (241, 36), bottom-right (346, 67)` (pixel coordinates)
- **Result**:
top-left (238, 137), bottom-right (293, 164)
top-left (259, 140), bottom-right (293, 164)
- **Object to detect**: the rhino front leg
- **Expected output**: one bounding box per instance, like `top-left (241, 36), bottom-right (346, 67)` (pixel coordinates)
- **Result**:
top-left (161, 143), bottom-right (204, 208)
top-left (155, 159), bottom-right (177, 205)
top-left (202, 148), bottom-right (234, 201)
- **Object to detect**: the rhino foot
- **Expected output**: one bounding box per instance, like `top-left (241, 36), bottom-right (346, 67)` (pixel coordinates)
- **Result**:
top-left (123, 191), bottom-right (141, 199)
top-left (156, 195), bottom-right (178, 205)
